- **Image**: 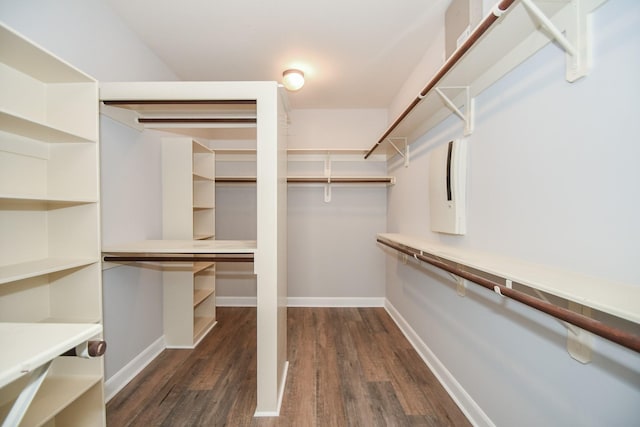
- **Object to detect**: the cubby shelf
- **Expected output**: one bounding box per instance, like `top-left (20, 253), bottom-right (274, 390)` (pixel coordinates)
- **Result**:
top-left (0, 111), bottom-right (94, 144)
top-left (0, 23), bottom-right (104, 426)
top-left (0, 258), bottom-right (98, 285)
top-left (162, 137), bottom-right (217, 348)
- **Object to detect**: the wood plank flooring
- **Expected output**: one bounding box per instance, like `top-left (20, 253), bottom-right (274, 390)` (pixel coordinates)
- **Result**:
top-left (107, 307), bottom-right (470, 426)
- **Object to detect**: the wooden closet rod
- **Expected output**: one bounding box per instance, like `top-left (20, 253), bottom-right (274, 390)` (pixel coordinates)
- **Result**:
top-left (103, 255), bottom-right (254, 263)
top-left (364, 0), bottom-right (517, 159)
top-left (102, 100), bottom-right (256, 105)
top-left (138, 118), bottom-right (256, 124)
top-left (215, 177), bottom-right (394, 184)
top-left (377, 237), bottom-right (640, 354)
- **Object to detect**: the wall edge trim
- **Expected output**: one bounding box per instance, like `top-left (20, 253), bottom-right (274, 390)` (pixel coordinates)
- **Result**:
top-left (104, 335), bottom-right (166, 403)
top-left (384, 299), bottom-right (494, 427)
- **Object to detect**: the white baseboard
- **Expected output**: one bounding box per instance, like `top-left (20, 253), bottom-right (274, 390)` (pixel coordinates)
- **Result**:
top-left (384, 299), bottom-right (494, 427)
top-left (216, 296), bottom-right (257, 307)
top-left (104, 335), bottom-right (166, 403)
top-left (254, 360), bottom-right (289, 417)
top-left (217, 296), bottom-right (386, 308)
top-left (287, 297), bottom-right (385, 307)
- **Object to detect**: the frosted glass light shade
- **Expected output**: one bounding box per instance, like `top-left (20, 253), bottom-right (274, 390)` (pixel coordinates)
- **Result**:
top-left (282, 69), bottom-right (305, 91)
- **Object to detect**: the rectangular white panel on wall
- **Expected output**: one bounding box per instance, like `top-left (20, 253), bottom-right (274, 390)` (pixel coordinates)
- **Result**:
top-left (429, 139), bottom-right (467, 235)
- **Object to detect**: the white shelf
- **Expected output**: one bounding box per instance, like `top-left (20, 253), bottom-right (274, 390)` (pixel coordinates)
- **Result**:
top-left (0, 25), bottom-right (93, 83)
top-left (368, 0), bottom-right (608, 159)
top-left (9, 375), bottom-right (102, 426)
top-left (378, 233), bottom-right (640, 325)
top-left (0, 194), bottom-right (97, 208)
top-left (194, 288), bottom-right (214, 308)
top-left (0, 322), bottom-right (102, 388)
top-left (0, 258), bottom-right (98, 285)
top-left (193, 173), bottom-right (214, 181)
top-left (103, 239), bottom-right (256, 254)
top-left (0, 110), bottom-right (94, 144)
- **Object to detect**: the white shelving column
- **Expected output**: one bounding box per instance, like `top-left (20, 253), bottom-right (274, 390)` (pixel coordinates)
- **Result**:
top-left (100, 81), bottom-right (288, 416)
top-left (162, 137), bottom-right (216, 348)
top-left (0, 24), bottom-right (105, 426)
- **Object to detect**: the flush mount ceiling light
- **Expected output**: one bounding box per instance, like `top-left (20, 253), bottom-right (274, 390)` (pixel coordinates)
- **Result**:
top-left (282, 69), bottom-right (305, 91)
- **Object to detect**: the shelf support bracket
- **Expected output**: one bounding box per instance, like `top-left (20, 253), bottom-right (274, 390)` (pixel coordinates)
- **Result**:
top-left (323, 153), bottom-right (332, 203)
top-left (435, 86), bottom-right (474, 136)
top-left (2, 361), bottom-right (52, 427)
top-left (566, 301), bottom-right (594, 363)
top-left (521, 0), bottom-right (590, 82)
top-left (386, 137), bottom-right (409, 167)
top-left (533, 289), bottom-right (593, 363)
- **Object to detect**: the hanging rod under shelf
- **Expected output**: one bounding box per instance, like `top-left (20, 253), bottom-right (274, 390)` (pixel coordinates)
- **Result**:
top-left (215, 176), bottom-right (395, 184)
top-left (103, 255), bottom-right (254, 263)
top-left (364, 0), bottom-right (518, 159)
top-left (377, 235), bottom-right (640, 354)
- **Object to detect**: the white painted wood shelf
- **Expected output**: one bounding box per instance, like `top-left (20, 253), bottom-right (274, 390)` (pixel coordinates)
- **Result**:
top-left (103, 239), bottom-right (256, 255)
top-left (378, 233), bottom-right (640, 325)
top-left (0, 258), bottom-right (98, 285)
top-left (366, 0), bottom-right (608, 159)
top-left (0, 323), bottom-right (102, 389)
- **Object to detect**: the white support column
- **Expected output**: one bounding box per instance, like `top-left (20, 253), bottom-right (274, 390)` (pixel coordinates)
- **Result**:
top-left (254, 82), bottom-right (288, 416)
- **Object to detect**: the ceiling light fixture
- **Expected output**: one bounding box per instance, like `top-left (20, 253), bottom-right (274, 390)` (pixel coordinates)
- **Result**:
top-left (282, 69), bottom-right (305, 91)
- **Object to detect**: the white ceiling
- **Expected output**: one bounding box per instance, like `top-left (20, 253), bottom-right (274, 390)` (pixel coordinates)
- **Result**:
top-left (104, 0), bottom-right (450, 109)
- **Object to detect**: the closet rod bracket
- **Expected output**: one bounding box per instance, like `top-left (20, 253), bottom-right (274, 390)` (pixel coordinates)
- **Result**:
top-left (386, 137), bottom-right (409, 167)
top-left (521, 0), bottom-right (591, 82)
top-left (434, 86), bottom-right (474, 136)
top-left (532, 288), bottom-right (593, 363)
top-left (566, 301), bottom-right (593, 363)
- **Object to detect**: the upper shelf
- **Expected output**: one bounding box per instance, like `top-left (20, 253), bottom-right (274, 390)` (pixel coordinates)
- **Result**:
top-left (102, 239), bottom-right (256, 254)
top-left (366, 0), bottom-right (608, 159)
top-left (0, 24), bottom-right (94, 83)
top-left (100, 98), bottom-right (258, 140)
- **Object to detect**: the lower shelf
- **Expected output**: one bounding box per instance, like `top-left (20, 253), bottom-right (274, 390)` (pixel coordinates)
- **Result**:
top-left (0, 372), bottom-right (102, 426)
top-left (193, 316), bottom-right (216, 345)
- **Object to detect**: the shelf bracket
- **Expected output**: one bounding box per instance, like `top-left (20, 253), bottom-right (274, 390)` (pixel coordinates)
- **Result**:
top-left (521, 0), bottom-right (590, 82)
top-left (533, 289), bottom-right (593, 363)
top-left (566, 301), bottom-right (594, 364)
top-left (435, 86), bottom-right (474, 136)
top-left (386, 137), bottom-right (409, 167)
top-left (2, 361), bottom-right (52, 427)
top-left (456, 276), bottom-right (467, 297)
top-left (324, 153), bottom-right (332, 203)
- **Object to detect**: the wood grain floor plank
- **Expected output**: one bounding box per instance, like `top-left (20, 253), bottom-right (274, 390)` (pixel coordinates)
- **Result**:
top-left (107, 307), bottom-right (470, 426)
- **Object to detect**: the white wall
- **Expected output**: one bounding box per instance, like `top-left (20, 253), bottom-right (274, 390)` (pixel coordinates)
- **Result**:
top-left (214, 109), bottom-right (390, 306)
top-left (385, 0), bottom-right (640, 425)
top-left (0, 0), bottom-right (179, 384)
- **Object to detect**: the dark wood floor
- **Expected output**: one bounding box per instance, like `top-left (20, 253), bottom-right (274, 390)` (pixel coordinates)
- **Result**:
top-left (107, 307), bottom-right (470, 426)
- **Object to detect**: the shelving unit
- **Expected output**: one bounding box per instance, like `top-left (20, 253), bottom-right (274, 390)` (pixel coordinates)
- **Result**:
top-left (365, 0), bottom-right (608, 159)
top-left (377, 233), bottom-right (640, 354)
top-left (100, 81), bottom-right (287, 415)
top-left (0, 23), bottom-right (104, 426)
top-left (215, 148), bottom-right (394, 202)
top-left (161, 137), bottom-right (217, 348)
